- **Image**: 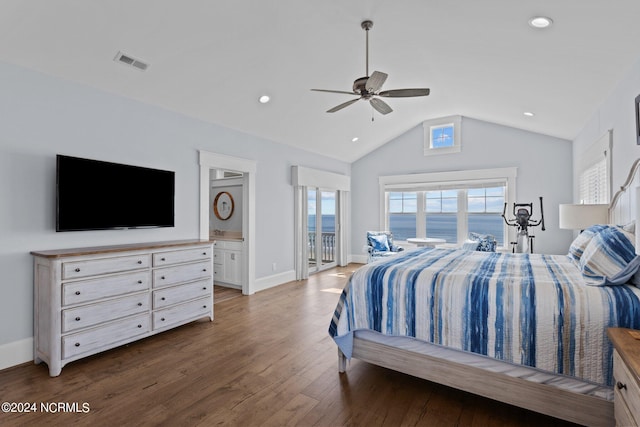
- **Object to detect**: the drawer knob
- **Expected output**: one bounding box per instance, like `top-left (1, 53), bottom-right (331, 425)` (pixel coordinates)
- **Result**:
top-left (161, 317), bottom-right (165, 321)
top-left (75, 343), bottom-right (80, 347)
top-left (161, 276), bottom-right (165, 280)
top-left (161, 257), bottom-right (166, 261)
top-left (203, 252), bottom-right (207, 255)
top-left (137, 302), bottom-right (143, 306)
top-left (203, 287), bottom-right (207, 290)
top-left (75, 268), bottom-right (81, 272)
top-left (75, 317), bottom-right (81, 321)
top-left (203, 269), bottom-right (207, 272)
top-left (161, 297), bottom-right (166, 301)
top-left (138, 324), bottom-right (142, 328)
top-left (617, 381), bottom-right (627, 390)
top-left (138, 280), bottom-right (143, 284)
top-left (75, 291), bottom-right (81, 295)
top-left (138, 260), bottom-right (143, 264)
top-left (203, 305), bottom-right (207, 309)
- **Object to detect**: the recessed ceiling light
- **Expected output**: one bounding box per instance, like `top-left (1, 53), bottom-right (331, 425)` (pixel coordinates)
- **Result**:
top-left (523, 111), bottom-right (535, 117)
top-left (528, 16), bottom-right (553, 29)
top-left (351, 137), bottom-right (359, 142)
top-left (258, 95), bottom-right (270, 104)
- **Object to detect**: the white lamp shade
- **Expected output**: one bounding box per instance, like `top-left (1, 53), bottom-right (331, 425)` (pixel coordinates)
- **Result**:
top-left (558, 204), bottom-right (609, 230)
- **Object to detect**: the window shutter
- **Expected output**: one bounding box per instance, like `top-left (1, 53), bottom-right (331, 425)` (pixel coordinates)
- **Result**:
top-left (577, 130), bottom-right (612, 204)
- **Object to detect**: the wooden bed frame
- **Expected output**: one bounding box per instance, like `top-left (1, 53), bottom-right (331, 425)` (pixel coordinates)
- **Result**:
top-left (338, 159), bottom-right (640, 427)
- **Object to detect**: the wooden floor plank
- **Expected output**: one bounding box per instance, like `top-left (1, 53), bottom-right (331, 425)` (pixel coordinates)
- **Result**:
top-left (0, 264), bottom-right (580, 426)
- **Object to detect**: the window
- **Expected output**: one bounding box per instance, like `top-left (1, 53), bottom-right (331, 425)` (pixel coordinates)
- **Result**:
top-left (430, 124), bottom-right (455, 148)
top-left (425, 190), bottom-right (458, 241)
top-left (423, 115), bottom-right (461, 156)
top-left (388, 192), bottom-right (417, 241)
top-left (577, 130), bottom-right (611, 204)
top-left (467, 186), bottom-right (506, 245)
top-left (380, 168), bottom-right (517, 247)
top-left (579, 157), bottom-right (608, 204)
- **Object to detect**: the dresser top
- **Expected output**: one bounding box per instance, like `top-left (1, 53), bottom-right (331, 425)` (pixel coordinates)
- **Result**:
top-left (608, 327), bottom-right (640, 383)
top-left (31, 239), bottom-right (214, 259)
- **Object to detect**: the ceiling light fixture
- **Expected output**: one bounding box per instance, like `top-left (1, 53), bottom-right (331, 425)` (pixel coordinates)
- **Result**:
top-left (528, 16), bottom-right (553, 29)
top-left (523, 111), bottom-right (535, 117)
top-left (258, 95), bottom-right (270, 104)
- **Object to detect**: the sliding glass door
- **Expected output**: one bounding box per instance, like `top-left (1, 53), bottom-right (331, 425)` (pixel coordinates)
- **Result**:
top-left (307, 189), bottom-right (337, 273)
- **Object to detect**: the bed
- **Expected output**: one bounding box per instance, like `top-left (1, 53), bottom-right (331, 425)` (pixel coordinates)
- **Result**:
top-left (330, 160), bottom-right (640, 426)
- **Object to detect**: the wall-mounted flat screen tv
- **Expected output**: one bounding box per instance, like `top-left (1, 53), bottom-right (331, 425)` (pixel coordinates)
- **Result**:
top-left (56, 155), bottom-right (175, 232)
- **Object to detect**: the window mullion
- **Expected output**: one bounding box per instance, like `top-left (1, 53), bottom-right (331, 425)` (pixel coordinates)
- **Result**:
top-left (458, 189), bottom-right (468, 243)
top-left (416, 192), bottom-right (426, 238)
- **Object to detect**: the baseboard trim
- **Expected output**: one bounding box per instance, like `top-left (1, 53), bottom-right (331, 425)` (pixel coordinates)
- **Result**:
top-left (254, 270), bottom-right (297, 292)
top-left (350, 254), bottom-right (368, 264)
top-left (0, 337), bottom-right (33, 372)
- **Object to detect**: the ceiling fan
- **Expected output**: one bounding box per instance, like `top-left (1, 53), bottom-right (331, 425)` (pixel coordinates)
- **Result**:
top-left (311, 20), bottom-right (430, 115)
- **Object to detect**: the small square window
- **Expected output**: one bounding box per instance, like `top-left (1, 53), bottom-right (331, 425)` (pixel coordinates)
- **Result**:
top-left (423, 115), bottom-right (461, 156)
top-left (430, 124), bottom-right (455, 148)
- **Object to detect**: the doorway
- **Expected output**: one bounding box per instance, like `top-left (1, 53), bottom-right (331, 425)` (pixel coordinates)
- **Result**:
top-left (307, 188), bottom-right (337, 273)
top-left (199, 151), bottom-right (256, 295)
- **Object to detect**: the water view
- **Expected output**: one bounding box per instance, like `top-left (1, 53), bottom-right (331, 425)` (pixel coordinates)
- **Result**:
top-left (309, 214), bottom-right (504, 245)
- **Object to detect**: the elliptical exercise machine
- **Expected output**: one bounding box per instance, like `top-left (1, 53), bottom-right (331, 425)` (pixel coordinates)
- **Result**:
top-left (501, 197), bottom-right (546, 253)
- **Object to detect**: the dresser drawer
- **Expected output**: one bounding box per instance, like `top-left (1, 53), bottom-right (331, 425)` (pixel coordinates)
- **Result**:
top-left (153, 246), bottom-right (211, 267)
top-left (62, 271), bottom-right (149, 306)
top-left (153, 297), bottom-right (211, 329)
top-left (613, 349), bottom-right (640, 425)
top-left (62, 293), bottom-right (150, 333)
top-left (153, 279), bottom-right (212, 309)
top-left (62, 313), bottom-right (150, 359)
top-left (62, 254), bottom-right (150, 279)
top-left (153, 261), bottom-right (211, 288)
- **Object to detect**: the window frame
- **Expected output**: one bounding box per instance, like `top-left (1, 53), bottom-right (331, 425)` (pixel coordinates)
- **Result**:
top-left (379, 167), bottom-right (517, 247)
top-left (576, 130), bottom-right (612, 204)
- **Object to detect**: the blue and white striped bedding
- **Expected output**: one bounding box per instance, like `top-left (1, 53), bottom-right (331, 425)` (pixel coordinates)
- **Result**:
top-left (329, 247), bottom-right (640, 386)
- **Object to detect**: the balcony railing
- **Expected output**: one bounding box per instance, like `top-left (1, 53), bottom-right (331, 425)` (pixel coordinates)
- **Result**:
top-left (308, 232), bottom-right (335, 263)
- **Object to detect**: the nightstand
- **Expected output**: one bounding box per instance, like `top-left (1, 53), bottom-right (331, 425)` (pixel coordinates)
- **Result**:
top-left (608, 328), bottom-right (640, 426)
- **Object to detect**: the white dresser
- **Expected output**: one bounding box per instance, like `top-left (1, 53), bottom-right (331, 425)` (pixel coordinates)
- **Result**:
top-left (32, 240), bottom-right (214, 376)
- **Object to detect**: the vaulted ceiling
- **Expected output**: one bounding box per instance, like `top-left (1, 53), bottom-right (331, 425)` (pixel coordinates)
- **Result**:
top-left (2, 1), bottom-right (640, 162)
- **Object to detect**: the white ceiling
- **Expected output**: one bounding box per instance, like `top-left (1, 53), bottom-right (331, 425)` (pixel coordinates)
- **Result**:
top-left (2, 1), bottom-right (640, 162)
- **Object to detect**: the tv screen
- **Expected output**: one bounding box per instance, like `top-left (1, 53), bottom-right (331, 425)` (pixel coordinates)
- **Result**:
top-left (56, 155), bottom-right (175, 231)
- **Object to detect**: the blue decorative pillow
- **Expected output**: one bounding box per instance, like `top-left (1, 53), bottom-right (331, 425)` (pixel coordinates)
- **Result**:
top-left (369, 234), bottom-right (390, 252)
top-left (468, 232), bottom-right (496, 252)
top-left (580, 226), bottom-right (637, 285)
top-left (567, 224), bottom-right (608, 265)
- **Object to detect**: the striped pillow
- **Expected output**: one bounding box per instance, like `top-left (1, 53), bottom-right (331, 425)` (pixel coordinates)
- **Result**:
top-left (568, 224), bottom-right (608, 265)
top-left (580, 226), bottom-right (637, 285)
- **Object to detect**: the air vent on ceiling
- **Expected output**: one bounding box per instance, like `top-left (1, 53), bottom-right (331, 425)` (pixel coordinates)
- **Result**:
top-left (114, 51), bottom-right (149, 71)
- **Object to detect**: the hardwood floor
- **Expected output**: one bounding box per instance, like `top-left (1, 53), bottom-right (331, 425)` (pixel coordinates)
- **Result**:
top-left (0, 265), bottom-right (580, 427)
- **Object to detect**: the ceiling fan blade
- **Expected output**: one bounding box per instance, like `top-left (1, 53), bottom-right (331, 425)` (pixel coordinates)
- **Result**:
top-left (327, 97), bottom-right (361, 113)
top-left (378, 88), bottom-right (430, 97)
top-left (369, 97), bottom-right (393, 115)
top-left (311, 89), bottom-right (359, 95)
top-left (365, 71), bottom-right (388, 92)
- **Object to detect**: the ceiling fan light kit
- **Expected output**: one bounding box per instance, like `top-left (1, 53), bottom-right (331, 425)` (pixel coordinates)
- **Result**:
top-left (311, 20), bottom-right (430, 115)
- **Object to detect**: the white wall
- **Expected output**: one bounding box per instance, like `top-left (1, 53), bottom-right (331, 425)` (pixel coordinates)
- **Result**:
top-left (0, 61), bottom-right (350, 355)
top-left (351, 117), bottom-right (574, 256)
top-left (572, 56), bottom-right (640, 202)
